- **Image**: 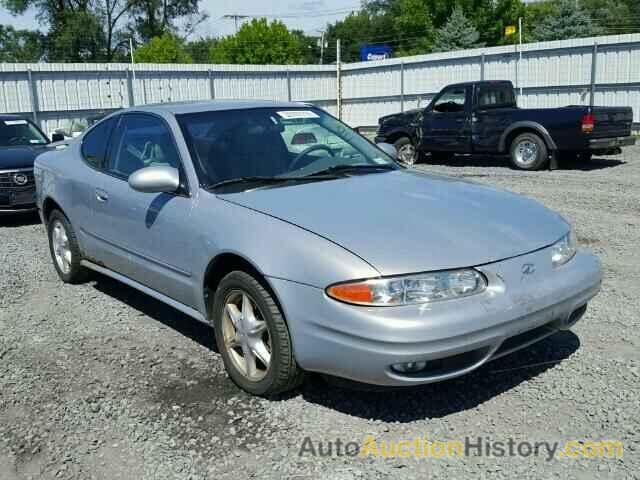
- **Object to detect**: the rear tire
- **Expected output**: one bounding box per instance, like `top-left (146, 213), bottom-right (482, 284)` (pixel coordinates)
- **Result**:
top-left (212, 271), bottom-right (303, 396)
top-left (47, 210), bottom-right (89, 284)
top-left (509, 132), bottom-right (548, 170)
top-left (394, 137), bottom-right (418, 165)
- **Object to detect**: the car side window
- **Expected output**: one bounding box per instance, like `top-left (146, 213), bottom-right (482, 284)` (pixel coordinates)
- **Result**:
top-left (433, 87), bottom-right (467, 113)
top-left (81, 116), bottom-right (117, 169)
top-left (106, 114), bottom-right (181, 179)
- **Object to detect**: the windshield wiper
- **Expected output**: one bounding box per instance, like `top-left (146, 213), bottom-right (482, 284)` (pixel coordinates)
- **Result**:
top-left (304, 163), bottom-right (396, 177)
top-left (207, 175), bottom-right (338, 191)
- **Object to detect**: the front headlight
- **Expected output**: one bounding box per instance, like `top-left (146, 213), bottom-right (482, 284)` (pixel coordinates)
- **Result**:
top-left (326, 269), bottom-right (487, 306)
top-left (551, 231), bottom-right (577, 267)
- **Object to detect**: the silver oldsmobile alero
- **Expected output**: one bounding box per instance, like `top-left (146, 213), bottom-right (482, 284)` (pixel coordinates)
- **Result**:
top-left (34, 100), bottom-right (602, 396)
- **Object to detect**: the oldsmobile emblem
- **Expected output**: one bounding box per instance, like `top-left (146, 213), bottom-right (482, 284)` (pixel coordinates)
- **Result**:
top-left (521, 263), bottom-right (536, 275)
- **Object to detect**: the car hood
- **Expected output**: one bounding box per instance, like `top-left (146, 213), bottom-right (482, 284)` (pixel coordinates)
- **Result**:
top-left (222, 170), bottom-right (568, 276)
top-left (0, 145), bottom-right (48, 170)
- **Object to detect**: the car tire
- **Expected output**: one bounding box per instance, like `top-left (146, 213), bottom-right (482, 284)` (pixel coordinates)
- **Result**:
top-left (47, 209), bottom-right (89, 284)
top-left (394, 137), bottom-right (418, 165)
top-left (212, 271), bottom-right (303, 396)
top-left (509, 132), bottom-right (548, 170)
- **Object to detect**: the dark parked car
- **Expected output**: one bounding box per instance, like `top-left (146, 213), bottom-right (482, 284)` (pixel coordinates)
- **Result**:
top-left (0, 115), bottom-right (61, 215)
top-left (375, 80), bottom-right (636, 169)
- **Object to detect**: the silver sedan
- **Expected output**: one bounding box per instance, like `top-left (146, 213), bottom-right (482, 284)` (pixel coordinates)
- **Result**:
top-left (34, 101), bottom-right (602, 396)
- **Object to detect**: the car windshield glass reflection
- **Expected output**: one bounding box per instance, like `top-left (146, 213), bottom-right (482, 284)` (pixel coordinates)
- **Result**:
top-left (177, 107), bottom-right (398, 190)
top-left (0, 119), bottom-right (48, 147)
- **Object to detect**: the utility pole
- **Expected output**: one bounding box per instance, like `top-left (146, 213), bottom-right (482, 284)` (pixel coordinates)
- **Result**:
top-left (129, 38), bottom-right (136, 106)
top-left (222, 14), bottom-right (250, 33)
top-left (336, 39), bottom-right (342, 120)
top-left (518, 17), bottom-right (523, 100)
top-left (319, 31), bottom-right (326, 65)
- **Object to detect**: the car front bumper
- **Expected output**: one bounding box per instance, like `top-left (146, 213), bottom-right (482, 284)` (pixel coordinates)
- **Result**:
top-left (269, 247), bottom-right (602, 387)
top-left (0, 187), bottom-right (37, 215)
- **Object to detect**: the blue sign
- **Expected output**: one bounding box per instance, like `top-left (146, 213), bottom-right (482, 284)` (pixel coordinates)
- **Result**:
top-left (360, 45), bottom-right (392, 62)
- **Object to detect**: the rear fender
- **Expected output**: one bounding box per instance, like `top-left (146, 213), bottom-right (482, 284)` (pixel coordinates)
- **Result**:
top-left (499, 121), bottom-right (558, 153)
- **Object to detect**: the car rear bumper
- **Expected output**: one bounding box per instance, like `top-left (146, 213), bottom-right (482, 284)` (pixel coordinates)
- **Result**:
top-left (588, 135), bottom-right (636, 150)
top-left (269, 247), bottom-right (602, 387)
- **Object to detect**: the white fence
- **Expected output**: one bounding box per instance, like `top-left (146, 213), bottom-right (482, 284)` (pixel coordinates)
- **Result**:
top-left (1, 33), bottom-right (639, 135)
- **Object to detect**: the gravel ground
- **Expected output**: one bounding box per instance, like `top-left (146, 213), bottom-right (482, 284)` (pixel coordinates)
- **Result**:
top-left (1, 147), bottom-right (639, 479)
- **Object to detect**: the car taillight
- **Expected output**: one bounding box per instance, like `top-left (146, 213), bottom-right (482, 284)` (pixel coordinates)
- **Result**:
top-left (582, 113), bottom-right (595, 133)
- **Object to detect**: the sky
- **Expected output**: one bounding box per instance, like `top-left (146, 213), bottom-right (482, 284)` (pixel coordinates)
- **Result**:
top-left (0, 0), bottom-right (362, 37)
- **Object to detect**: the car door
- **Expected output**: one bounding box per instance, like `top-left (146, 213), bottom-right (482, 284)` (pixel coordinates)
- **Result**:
top-left (91, 113), bottom-right (197, 308)
top-left (75, 115), bottom-right (119, 260)
top-left (420, 85), bottom-right (472, 153)
top-left (471, 83), bottom-right (518, 153)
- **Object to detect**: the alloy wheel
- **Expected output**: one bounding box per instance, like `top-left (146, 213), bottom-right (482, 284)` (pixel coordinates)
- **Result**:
top-left (398, 143), bottom-right (417, 165)
top-left (222, 290), bottom-right (272, 381)
top-left (515, 140), bottom-right (539, 167)
top-left (52, 220), bottom-right (72, 275)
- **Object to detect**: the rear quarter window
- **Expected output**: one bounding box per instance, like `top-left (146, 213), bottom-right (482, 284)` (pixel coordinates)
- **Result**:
top-left (81, 116), bottom-right (117, 169)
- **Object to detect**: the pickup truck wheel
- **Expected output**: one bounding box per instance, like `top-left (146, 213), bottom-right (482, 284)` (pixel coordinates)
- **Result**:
top-left (212, 271), bottom-right (303, 397)
top-left (510, 133), bottom-right (548, 170)
top-left (47, 210), bottom-right (89, 284)
top-left (394, 137), bottom-right (417, 165)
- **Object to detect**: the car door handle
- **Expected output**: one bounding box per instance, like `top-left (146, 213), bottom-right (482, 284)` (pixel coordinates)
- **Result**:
top-left (455, 118), bottom-right (465, 123)
top-left (95, 189), bottom-right (109, 203)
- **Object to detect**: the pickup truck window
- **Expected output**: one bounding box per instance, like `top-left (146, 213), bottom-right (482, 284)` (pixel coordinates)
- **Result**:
top-left (433, 88), bottom-right (467, 113)
top-left (477, 84), bottom-right (516, 108)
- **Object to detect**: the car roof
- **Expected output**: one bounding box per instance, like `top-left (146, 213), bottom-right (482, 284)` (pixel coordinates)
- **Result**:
top-left (0, 114), bottom-right (32, 122)
top-left (445, 80), bottom-right (513, 89)
top-left (122, 100), bottom-right (313, 116)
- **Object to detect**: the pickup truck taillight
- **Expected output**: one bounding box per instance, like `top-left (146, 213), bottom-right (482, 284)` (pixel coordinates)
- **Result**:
top-left (582, 113), bottom-right (595, 133)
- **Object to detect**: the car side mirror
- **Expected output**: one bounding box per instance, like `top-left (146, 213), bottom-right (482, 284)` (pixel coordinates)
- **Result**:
top-left (51, 132), bottom-right (65, 142)
top-left (128, 166), bottom-right (180, 194)
top-left (377, 142), bottom-right (398, 159)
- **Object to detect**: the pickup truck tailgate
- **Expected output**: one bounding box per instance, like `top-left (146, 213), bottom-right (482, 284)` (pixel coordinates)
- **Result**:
top-left (591, 107), bottom-right (633, 138)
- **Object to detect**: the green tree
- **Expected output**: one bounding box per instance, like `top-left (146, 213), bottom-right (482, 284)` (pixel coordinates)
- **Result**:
top-left (393, 0), bottom-right (435, 55)
top-left (530, 0), bottom-right (602, 42)
top-left (432, 6), bottom-right (484, 52)
top-left (134, 32), bottom-right (192, 63)
top-left (210, 19), bottom-right (306, 65)
top-left (185, 37), bottom-right (218, 63)
top-left (0, 0), bottom-right (205, 62)
top-left (129, 0), bottom-right (206, 42)
top-left (580, 0), bottom-right (635, 36)
top-left (48, 10), bottom-right (107, 62)
top-left (0, 25), bottom-right (45, 62)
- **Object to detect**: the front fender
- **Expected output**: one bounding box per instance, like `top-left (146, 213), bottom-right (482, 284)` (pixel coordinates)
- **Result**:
top-left (191, 197), bottom-right (381, 312)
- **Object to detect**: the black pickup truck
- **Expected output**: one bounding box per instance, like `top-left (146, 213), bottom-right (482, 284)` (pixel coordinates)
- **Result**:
top-left (375, 80), bottom-right (636, 170)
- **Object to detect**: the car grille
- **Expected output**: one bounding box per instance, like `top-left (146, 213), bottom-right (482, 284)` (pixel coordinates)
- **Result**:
top-left (0, 169), bottom-right (35, 191)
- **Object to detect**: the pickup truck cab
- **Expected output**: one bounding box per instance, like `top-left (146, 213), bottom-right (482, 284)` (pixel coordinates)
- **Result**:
top-left (375, 80), bottom-right (635, 170)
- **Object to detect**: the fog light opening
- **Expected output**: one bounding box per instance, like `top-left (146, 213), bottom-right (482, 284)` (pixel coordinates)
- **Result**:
top-left (391, 361), bottom-right (428, 374)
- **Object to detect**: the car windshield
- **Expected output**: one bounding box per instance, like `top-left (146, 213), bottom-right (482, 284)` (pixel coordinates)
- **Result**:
top-left (176, 107), bottom-right (397, 187)
top-left (0, 119), bottom-right (48, 147)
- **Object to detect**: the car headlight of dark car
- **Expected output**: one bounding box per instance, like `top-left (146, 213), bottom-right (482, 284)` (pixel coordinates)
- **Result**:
top-left (550, 230), bottom-right (577, 267)
top-left (327, 269), bottom-right (487, 306)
